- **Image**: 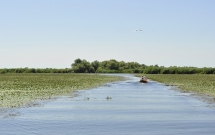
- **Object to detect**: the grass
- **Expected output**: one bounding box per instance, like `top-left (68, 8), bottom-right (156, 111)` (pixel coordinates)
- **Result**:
top-left (0, 73), bottom-right (123, 108)
top-left (135, 74), bottom-right (215, 97)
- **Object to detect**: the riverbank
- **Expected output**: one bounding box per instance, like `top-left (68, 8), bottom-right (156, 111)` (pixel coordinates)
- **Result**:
top-left (135, 74), bottom-right (215, 99)
top-left (0, 73), bottom-right (123, 108)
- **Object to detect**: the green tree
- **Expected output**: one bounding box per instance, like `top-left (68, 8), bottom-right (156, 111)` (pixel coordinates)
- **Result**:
top-left (71, 59), bottom-right (92, 73)
top-left (91, 60), bottom-right (100, 72)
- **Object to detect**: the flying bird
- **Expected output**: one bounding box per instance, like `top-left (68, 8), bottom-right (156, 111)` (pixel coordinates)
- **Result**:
top-left (136, 29), bottom-right (143, 31)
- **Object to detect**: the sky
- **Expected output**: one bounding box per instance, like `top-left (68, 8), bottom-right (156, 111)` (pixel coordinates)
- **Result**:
top-left (1, 0), bottom-right (215, 68)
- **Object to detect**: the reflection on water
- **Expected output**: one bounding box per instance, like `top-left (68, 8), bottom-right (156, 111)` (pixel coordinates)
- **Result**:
top-left (1, 74), bottom-right (215, 135)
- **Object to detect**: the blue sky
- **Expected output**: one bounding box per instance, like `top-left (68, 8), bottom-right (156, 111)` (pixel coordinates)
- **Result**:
top-left (1, 0), bottom-right (215, 68)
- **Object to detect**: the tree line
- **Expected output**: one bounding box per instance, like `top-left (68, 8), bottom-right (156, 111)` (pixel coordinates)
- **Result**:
top-left (0, 68), bottom-right (72, 74)
top-left (1, 58), bottom-right (215, 74)
top-left (71, 58), bottom-right (215, 74)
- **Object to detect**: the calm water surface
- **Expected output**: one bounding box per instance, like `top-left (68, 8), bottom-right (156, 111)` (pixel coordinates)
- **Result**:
top-left (1, 74), bottom-right (215, 135)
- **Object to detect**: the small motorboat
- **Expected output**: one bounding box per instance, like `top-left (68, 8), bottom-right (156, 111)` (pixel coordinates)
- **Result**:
top-left (139, 77), bottom-right (148, 83)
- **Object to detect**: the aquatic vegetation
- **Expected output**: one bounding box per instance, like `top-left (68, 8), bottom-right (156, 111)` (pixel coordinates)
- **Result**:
top-left (0, 73), bottom-right (123, 108)
top-left (135, 74), bottom-right (215, 97)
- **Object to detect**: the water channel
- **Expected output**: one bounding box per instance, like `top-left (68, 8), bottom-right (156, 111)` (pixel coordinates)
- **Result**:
top-left (1, 74), bottom-right (215, 135)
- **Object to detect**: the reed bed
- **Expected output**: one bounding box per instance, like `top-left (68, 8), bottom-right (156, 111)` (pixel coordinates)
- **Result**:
top-left (0, 73), bottom-right (123, 108)
top-left (135, 74), bottom-right (215, 97)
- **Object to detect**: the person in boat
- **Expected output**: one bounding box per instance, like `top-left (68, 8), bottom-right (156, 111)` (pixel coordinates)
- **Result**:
top-left (140, 76), bottom-right (147, 82)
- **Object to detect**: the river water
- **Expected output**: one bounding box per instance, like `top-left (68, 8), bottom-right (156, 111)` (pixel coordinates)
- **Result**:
top-left (1, 74), bottom-right (215, 135)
